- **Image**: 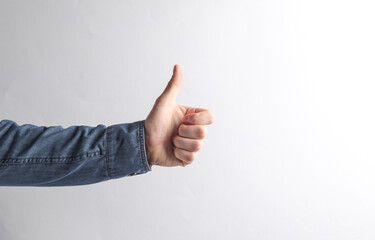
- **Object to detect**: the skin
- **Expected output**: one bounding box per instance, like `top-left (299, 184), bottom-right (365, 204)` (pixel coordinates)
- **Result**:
top-left (144, 64), bottom-right (215, 167)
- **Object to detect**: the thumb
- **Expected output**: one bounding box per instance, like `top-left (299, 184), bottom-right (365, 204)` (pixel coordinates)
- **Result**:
top-left (158, 64), bottom-right (183, 104)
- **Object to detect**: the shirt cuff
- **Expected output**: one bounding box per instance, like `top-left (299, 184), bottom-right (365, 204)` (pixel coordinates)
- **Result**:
top-left (106, 120), bottom-right (151, 179)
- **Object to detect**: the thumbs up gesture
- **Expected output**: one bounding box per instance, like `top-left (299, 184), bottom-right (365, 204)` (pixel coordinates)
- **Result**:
top-left (145, 64), bottom-right (215, 167)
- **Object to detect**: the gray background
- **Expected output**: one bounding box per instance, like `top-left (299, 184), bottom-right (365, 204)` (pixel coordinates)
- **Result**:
top-left (1, 0), bottom-right (375, 239)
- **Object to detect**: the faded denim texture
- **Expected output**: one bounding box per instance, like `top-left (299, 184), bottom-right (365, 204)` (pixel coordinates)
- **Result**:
top-left (0, 119), bottom-right (151, 187)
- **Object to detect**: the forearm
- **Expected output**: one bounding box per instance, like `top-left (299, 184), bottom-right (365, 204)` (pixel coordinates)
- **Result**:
top-left (0, 119), bottom-right (151, 187)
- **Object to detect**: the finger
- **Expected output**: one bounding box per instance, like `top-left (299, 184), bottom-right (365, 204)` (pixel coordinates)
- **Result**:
top-left (183, 109), bottom-right (215, 125)
top-left (157, 64), bottom-right (183, 104)
top-left (174, 147), bottom-right (198, 164)
top-left (173, 135), bottom-right (203, 152)
top-left (178, 124), bottom-right (207, 139)
top-left (184, 107), bottom-right (211, 114)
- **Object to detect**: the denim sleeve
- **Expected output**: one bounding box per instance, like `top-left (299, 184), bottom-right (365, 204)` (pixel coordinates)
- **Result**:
top-left (0, 119), bottom-right (151, 187)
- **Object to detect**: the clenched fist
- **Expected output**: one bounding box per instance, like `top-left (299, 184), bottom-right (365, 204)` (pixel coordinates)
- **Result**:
top-left (144, 64), bottom-right (215, 167)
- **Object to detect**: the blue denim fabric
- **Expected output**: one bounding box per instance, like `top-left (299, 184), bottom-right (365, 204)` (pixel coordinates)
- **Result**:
top-left (0, 119), bottom-right (151, 187)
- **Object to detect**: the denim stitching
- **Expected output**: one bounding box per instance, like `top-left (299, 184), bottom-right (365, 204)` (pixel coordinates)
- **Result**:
top-left (105, 127), bottom-right (113, 179)
top-left (0, 153), bottom-right (105, 165)
top-left (0, 150), bottom-right (103, 161)
top-left (138, 121), bottom-right (148, 171)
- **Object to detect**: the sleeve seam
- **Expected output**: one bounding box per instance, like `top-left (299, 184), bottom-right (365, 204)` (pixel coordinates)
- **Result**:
top-left (138, 121), bottom-right (150, 172)
top-left (0, 151), bottom-right (104, 163)
top-left (0, 154), bottom-right (105, 165)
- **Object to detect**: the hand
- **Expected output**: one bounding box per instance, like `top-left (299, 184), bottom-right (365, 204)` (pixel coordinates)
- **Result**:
top-left (144, 64), bottom-right (215, 167)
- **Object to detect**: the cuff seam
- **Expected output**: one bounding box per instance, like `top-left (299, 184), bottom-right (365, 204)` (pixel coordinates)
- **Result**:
top-left (142, 125), bottom-right (152, 171)
top-left (138, 121), bottom-right (151, 172)
top-left (105, 127), bottom-right (113, 179)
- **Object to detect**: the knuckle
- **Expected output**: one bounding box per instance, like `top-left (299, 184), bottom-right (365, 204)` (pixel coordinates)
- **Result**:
top-left (192, 140), bottom-right (202, 151)
top-left (186, 153), bottom-right (195, 163)
top-left (197, 127), bottom-right (207, 138)
top-left (198, 140), bottom-right (203, 150)
top-left (210, 115), bottom-right (215, 123)
top-left (208, 110), bottom-right (215, 124)
top-left (191, 152), bottom-right (198, 161)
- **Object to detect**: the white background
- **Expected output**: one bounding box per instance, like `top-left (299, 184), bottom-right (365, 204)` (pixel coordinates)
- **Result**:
top-left (1, 0), bottom-right (375, 239)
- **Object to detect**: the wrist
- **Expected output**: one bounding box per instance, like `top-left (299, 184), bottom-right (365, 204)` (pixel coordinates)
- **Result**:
top-left (145, 140), bottom-right (153, 166)
top-left (144, 123), bottom-right (155, 166)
